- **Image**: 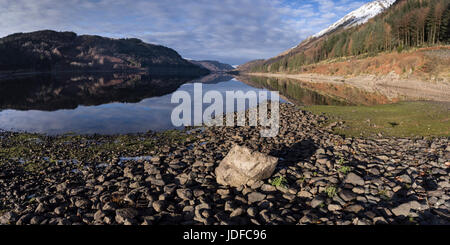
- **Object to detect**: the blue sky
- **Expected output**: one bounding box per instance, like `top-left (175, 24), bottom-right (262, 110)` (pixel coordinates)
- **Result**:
top-left (0, 0), bottom-right (372, 64)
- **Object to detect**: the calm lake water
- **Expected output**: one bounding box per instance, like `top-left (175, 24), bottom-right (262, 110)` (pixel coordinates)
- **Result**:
top-left (0, 72), bottom-right (381, 135)
top-left (0, 73), bottom-right (279, 134)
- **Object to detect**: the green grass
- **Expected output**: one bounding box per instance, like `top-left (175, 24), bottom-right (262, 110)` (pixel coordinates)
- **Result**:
top-left (377, 189), bottom-right (391, 200)
top-left (338, 166), bottom-right (352, 174)
top-left (269, 176), bottom-right (288, 188)
top-left (0, 129), bottom-right (195, 172)
top-left (324, 186), bottom-right (337, 198)
top-left (304, 101), bottom-right (450, 137)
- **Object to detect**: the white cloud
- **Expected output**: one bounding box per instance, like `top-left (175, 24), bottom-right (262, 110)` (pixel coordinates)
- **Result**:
top-left (0, 0), bottom-right (371, 64)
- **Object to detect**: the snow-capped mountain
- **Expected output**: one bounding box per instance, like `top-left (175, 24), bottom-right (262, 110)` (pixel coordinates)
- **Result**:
top-left (274, 0), bottom-right (397, 58)
top-left (312, 0), bottom-right (396, 38)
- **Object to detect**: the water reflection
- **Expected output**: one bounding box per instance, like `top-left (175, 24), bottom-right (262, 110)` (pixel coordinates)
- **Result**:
top-left (0, 73), bottom-right (273, 134)
top-left (238, 75), bottom-right (392, 106)
top-left (0, 72), bottom-right (194, 111)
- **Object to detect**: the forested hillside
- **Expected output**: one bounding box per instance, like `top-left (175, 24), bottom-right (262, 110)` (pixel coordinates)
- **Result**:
top-left (250, 0), bottom-right (450, 73)
top-left (0, 30), bottom-right (209, 76)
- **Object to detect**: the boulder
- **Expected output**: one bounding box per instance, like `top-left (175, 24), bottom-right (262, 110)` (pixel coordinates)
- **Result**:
top-left (215, 145), bottom-right (278, 187)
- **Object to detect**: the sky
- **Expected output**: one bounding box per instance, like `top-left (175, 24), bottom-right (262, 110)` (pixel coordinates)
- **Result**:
top-left (0, 0), bottom-right (372, 65)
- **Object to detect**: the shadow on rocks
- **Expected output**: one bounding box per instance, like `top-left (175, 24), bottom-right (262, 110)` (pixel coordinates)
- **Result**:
top-left (269, 138), bottom-right (318, 168)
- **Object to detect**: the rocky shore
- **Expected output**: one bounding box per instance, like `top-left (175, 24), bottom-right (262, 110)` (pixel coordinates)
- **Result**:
top-left (0, 103), bottom-right (449, 225)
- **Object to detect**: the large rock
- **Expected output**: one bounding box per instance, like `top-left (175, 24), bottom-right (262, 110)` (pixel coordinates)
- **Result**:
top-left (215, 145), bottom-right (278, 187)
top-left (344, 172), bottom-right (365, 186)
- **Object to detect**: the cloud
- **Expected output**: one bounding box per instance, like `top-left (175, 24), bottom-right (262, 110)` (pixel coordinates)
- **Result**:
top-left (0, 0), bottom-right (371, 64)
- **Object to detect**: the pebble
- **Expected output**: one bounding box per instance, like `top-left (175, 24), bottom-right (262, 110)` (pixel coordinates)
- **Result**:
top-left (0, 103), bottom-right (447, 225)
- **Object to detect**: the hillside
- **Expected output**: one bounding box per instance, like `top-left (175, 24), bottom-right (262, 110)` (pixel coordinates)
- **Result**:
top-left (0, 30), bottom-right (209, 76)
top-left (189, 60), bottom-right (234, 72)
top-left (283, 46), bottom-right (450, 81)
top-left (241, 0), bottom-right (450, 75)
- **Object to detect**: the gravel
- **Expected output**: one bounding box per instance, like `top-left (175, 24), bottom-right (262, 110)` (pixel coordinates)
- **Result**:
top-left (0, 103), bottom-right (448, 225)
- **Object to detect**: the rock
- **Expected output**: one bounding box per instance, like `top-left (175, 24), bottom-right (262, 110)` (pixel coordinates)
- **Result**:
top-left (94, 210), bottom-right (106, 222)
top-left (373, 216), bottom-right (388, 224)
top-left (230, 208), bottom-right (244, 218)
top-left (376, 155), bottom-right (389, 161)
top-left (30, 216), bottom-right (42, 225)
top-left (115, 208), bottom-right (138, 224)
top-left (0, 211), bottom-right (17, 225)
top-left (390, 201), bottom-right (424, 217)
top-left (194, 203), bottom-right (211, 224)
top-left (75, 199), bottom-right (90, 209)
top-left (35, 203), bottom-right (48, 214)
top-left (176, 189), bottom-right (193, 200)
top-left (152, 200), bottom-right (166, 213)
top-left (344, 173), bottom-right (365, 186)
top-left (215, 145), bottom-right (278, 187)
top-left (298, 191), bottom-right (313, 198)
top-left (352, 187), bottom-right (365, 194)
top-left (16, 214), bottom-right (33, 225)
top-left (56, 183), bottom-right (67, 192)
top-left (261, 184), bottom-right (277, 192)
top-left (339, 189), bottom-right (357, 202)
top-left (346, 204), bottom-right (364, 213)
top-left (54, 206), bottom-right (66, 215)
top-left (247, 192), bottom-right (267, 204)
top-left (217, 189), bottom-right (230, 196)
top-left (368, 168), bottom-right (380, 175)
top-left (391, 203), bottom-right (411, 217)
top-left (311, 197), bottom-right (324, 208)
top-left (398, 174), bottom-right (412, 184)
top-left (247, 207), bottom-right (257, 217)
top-left (328, 204), bottom-right (342, 211)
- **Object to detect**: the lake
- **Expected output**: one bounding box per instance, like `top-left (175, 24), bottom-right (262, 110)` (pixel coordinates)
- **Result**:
top-left (0, 72), bottom-right (384, 135)
top-left (0, 73), bottom-right (277, 134)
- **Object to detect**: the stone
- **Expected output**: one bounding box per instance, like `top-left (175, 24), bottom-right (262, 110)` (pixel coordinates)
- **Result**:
top-left (311, 197), bottom-right (324, 208)
top-left (35, 203), bottom-right (47, 214)
top-left (247, 207), bottom-right (257, 217)
top-left (75, 199), bottom-right (90, 209)
top-left (0, 211), bottom-right (17, 225)
top-left (247, 192), bottom-right (266, 204)
top-left (30, 216), bottom-right (42, 225)
top-left (339, 189), bottom-right (357, 202)
top-left (390, 201), bottom-right (424, 217)
top-left (344, 173), bottom-right (365, 186)
top-left (352, 187), bottom-right (365, 194)
top-left (398, 174), bottom-right (412, 184)
top-left (373, 216), bottom-right (388, 224)
top-left (298, 191), bottom-right (313, 198)
top-left (346, 204), bottom-right (364, 213)
top-left (152, 200), bottom-right (166, 213)
top-left (327, 204), bottom-right (342, 211)
top-left (230, 208), bottom-right (244, 218)
top-left (260, 184), bottom-right (277, 192)
top-left (54, 206), bottom-right (66, 215)
top-left (176, 189), bottom-right (193, 200)
top-left (94, 210), bottom-right (106, 222)
top-left (115, 208), bottom-right (138, 224)
top-left (194, 203), bottom-right (211, 224)
top-left (215, 145), bottom-right (278, 187)
top-left (391, 203), bottom-right (411, 217)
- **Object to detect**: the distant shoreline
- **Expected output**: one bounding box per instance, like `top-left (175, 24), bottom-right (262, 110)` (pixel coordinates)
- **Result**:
top-left (242, 72), bottom-right (450, 102)
top-left (0, 67), bottom-right (210, 81)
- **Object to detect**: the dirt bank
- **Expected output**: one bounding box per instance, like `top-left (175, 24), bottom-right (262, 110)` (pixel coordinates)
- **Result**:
top-left (246, 72), bottom-right (450, 102)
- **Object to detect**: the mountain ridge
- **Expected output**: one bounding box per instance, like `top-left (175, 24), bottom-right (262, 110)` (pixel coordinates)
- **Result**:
top-left (0, 30), bottom-right (209, 76)
top-left (312, 0), bottom-right (396, 39)
top-left (240, 0), bottom-right (450, 75)
top-left (188, 60), bottom-right (234, 72)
